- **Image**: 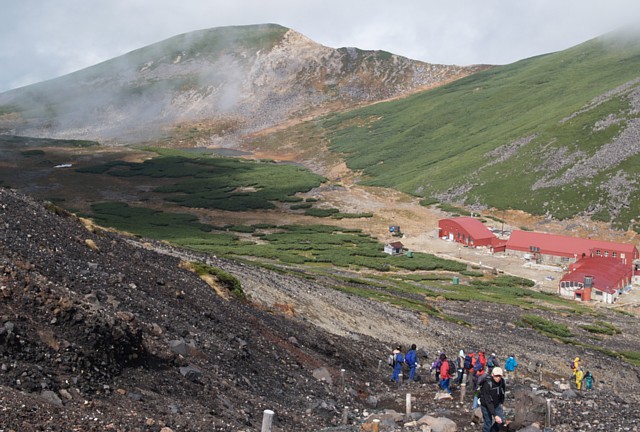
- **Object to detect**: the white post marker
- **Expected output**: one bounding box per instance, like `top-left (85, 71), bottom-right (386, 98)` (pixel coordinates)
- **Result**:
top-left (261, 409), bottom-right (275, 432)
top-left (372, 418), bottom-right (381, 432)
top-left (405, 393), bottom-right (412, 416)
top-left (546, 398), bottom-right (552, 428)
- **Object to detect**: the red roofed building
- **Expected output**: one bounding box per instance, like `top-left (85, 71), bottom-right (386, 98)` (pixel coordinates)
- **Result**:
top-left (438, 217), bottom-right (497, 248)
top-left (559, 257), bottom-right (633, 304)
top-left (506, 230), bottom-right (639, 268)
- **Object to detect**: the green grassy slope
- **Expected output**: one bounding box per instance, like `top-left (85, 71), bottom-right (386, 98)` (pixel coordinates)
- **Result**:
top-left (322, 29), bottom-right (640, 230)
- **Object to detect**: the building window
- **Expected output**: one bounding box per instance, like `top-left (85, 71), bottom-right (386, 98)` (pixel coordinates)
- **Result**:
top-left (604, 251), bottom-right (609, 257)
top-left (595, 250), bottom-right (601, 256)
top-left (595, 290), bottom-right (603, 296)
top-left (561, 257), bottom-right (569, 263)
top-left (613, 252), bottom-right (617, 258)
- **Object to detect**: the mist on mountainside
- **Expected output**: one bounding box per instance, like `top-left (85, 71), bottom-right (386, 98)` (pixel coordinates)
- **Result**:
top-left (0, 24), bottom-right (486, 145)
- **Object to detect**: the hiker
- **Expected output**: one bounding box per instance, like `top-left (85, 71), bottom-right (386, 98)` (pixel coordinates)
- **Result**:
top-left (405, 344), bottom-right (418, 381)
top-left (439, 353), bottom-right (452, 394)
top-left (571, 356), bottom-right (580, 376)
top-left (472, 371), bottom-right (488, 409)
top-left (464, 351), bottom-right (475, 385)
top-left (391, 346), bottom-right (404, 383)
top-left (478, 351), bottom-right (487, 371)
top-left (431, 355), bottom-right (443, 382)
top-left (574, 368), bottom-right (584, 390)
top-left (455, 349), bottom-right (465, 385)
top-left (584, 371), bottom-right (594, 390)
top-left (480, 367), bottom-right (506, 432)
top-left (487, 353), bottom-right (499, 376)
top-left (472, 351), bottom-right (486, 391)
top-left (504, 354), bottom-right (518, 380)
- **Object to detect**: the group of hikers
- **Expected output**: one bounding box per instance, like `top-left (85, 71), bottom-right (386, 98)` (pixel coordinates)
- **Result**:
top-left (389, 346), bottom-right (595, 431)
top-left (390, 346), bottom-right (517, 389)
top-left (389, 346), bottom-right (516, 431)
top-left (571, 356), bottom-right (594, 390)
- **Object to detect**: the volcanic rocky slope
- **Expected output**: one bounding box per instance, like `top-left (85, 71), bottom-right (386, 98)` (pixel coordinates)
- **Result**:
top-left (2, 187), bottom-right (640, 431)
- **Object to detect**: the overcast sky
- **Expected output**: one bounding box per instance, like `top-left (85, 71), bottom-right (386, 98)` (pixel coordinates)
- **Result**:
top-left (2, 0), bottom-right (640, 93)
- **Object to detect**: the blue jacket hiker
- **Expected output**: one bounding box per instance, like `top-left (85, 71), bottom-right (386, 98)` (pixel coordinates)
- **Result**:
top-left (391, 346), bottom-right (404, 382)
top-left (584, 371), bottom-right (594, 390)
top-left (505, 355), bottom-right (517, 379)
top-left (405, 344), bottom-right (418, 381)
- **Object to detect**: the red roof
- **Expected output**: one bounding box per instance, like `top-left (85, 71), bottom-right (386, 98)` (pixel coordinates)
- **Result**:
top-left (507, 230), bottom-right (638, 259)
top-left (561, 257), bottom-right (631, 294)
top-left (441, 217), bottom-right (495, 240)
top-left (388, 241), bottom-right (404, 249)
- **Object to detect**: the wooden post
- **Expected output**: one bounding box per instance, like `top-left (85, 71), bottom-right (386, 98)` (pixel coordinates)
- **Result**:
top-left (460, 382), bottom-right (466, 403)
top-left (372, 419), bottom-right (380, 432)
top-left (545, 398), bottom-right (552, 428)
top-left (406, 393), bottom-right (412, 416)
top-left (261, 409), bottom-right (275, 432)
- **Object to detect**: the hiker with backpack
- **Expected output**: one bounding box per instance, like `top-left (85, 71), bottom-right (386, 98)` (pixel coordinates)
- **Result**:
top-left (486, 353), bottom-right (499, 376)
top-left (480, 367), bottom-right (506, 432)
top-left (439, 353), bottom-right (453, 394)
top-left (472, 351), bottom-right (486, 391)
top-left (405, 344), bottom-right (418, 381)
top-left (575, 367), bottom-right (584, 390)
top-left (584, 371), bottom-right (594, 390)
top-left (571, 356), bottom-right (580, 377)
top-left (504, 354), bottom-right (518, 380)
top-left (464, 351), bottom-right (474, 385)
top-left (431, 356), bottom-right (443, 382)
top-left (455, 349), bottom-right (465, 385)
top-left (390, 345), bottom-right (404, 383)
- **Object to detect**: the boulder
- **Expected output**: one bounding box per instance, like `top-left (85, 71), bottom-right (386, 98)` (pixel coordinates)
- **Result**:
top-left (179, 365), bottom-right (202, 382)
top-left (511, 388), bottom-right (546, 429)
top-left (41, 390), bottom-right (63, 407)
top-left (417, 415), bottom-right (457, 432)
top-left (313, 367), bottom-right (333, 385)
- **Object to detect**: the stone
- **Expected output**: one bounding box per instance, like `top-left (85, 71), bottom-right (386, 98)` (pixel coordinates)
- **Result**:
top-left (41, 390), bottom-right (63, 406)
top-left (312, 367), bottom-right (333, 385)
top-left (512, 388), bottom-right (547, 429)
top-left (417, 415), bottom-right (457, 432)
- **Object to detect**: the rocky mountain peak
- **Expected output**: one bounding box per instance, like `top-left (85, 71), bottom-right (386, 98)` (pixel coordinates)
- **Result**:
top-left (0, 24), bottom-right (488, 145)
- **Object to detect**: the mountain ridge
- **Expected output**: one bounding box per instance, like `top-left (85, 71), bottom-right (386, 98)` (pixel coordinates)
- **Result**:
top-left (0, 24), bottom-right (487, 145)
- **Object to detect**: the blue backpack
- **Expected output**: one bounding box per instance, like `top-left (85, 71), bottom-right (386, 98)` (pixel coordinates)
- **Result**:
top-left (464, 355), bottom-right (473, 369)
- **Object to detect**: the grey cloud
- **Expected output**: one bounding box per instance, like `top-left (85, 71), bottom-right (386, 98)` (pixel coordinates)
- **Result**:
top-left (1, 0), bottom-right (640, 92)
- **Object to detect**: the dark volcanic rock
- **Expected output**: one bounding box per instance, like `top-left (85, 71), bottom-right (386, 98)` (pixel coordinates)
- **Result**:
top-left (1, 187), bottom-right (640, 431)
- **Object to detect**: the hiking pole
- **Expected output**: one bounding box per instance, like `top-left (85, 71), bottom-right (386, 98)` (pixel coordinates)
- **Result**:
top-left (261, 409), bottom-right (274, 432)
